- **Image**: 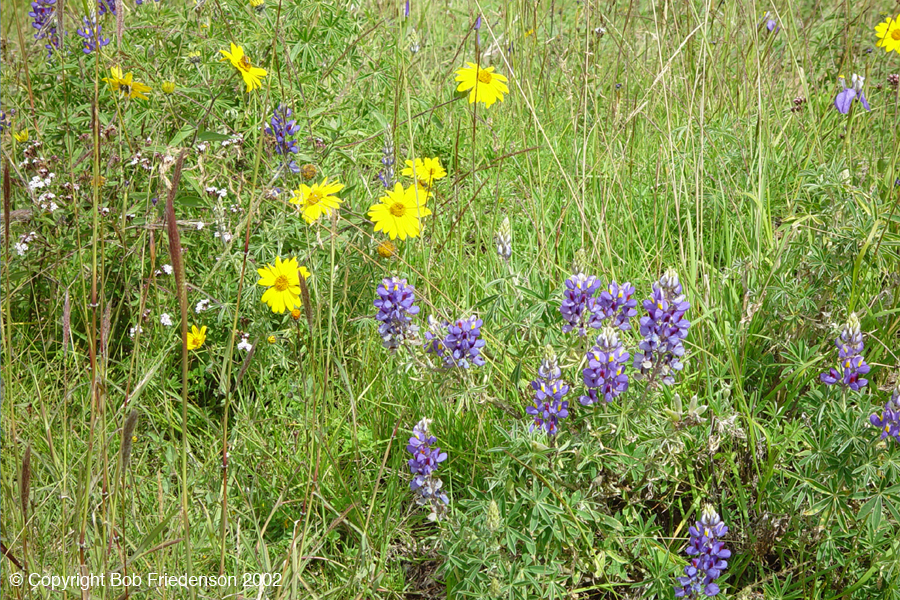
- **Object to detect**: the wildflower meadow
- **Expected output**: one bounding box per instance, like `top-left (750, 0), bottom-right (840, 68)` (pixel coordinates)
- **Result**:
top-left (3, 0), bottom-right (900, 598)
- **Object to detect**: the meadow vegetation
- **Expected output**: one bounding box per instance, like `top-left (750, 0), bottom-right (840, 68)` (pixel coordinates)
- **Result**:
top-left (2, 0), bottom-right (900, 598)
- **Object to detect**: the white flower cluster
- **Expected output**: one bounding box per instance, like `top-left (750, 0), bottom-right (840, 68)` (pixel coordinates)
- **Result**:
top-left (28, 173), bottom-right (55, 191)
top-left (160, 313), bottom-right (174, 327)
top-left (38, 191), bottom-right (58, 213)
top-left (195, 298), bottom-right (210, 313)
top-left (205, 186), bottom-right (228, 199)
top-left (15, 231), bottom-right (37, 256)
top-left (221, 133), bottom-right (243, 148)
top-left (128, 152), bottom-right (152, 170)
top-left (237, 333), bottom-right (253, 352)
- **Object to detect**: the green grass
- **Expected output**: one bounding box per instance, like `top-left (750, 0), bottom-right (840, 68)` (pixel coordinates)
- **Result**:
top-left (2, 0), bottom-right (900, 598)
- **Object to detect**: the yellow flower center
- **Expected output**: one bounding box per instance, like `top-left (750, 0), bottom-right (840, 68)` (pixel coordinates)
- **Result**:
top-left (389, 202), bottom-right (407, 217)
top-left (274, 274), bottom-right (290, 291)
top-left (239, 55), bottom-right (253, 72)
top-left (306, 191), bottom-right (322, 205)
top-left (892, 29), bottom-right (900, 41)
top-left (477, 69), bottom-right (493, 84)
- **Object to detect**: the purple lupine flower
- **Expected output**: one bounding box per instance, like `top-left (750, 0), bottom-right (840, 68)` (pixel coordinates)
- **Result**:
top-left (374, 277), bottom-right (420, 351)
top-left (674, 506), bottom-right (731, 598)
top-left (98, 0), bottom-right (116, 16)
top-left (406, 418), bottom-right (449, 520)
top-left (581, 326), bottom-right (630, 405)
top-left (834, 74), bottom-right (871, 115)
top-left (28, 0), bottom-right (60, 57)
top-left (596, 281), bottom-right (638, 331)
top-left (526, 348), bottom-right (569, 435)
top-left (819, 313), bottom-right (870, 391)
top-left (76, 17), bottom-right (110, 54)
top-left (474, 14), bottom-right (482, 46)
top-left (403, 0), bottom-right (409, 18)
top-left (265, 104), bottom-right (301, 174)
top-left (424, 315), bottom-right (486, 368)
top-left (560, 272), bottom-right (602, 336)
top-left (0, 107), bottom-right (8, 134)
top-left (378, 131), bottom-right (395, 189)
top-left (633, 269), bottom-right (690, 386)
top-left (761, 11), bottom-right (778, 32)
top-left (870, 384), bottom-right (900, 446)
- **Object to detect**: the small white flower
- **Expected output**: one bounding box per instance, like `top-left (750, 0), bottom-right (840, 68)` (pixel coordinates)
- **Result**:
top-left (15, 242), bottom-right (28, 256)
top-left (196, 142), bottom-right (209, 153)
top-left (129, 325), bottom-right (143, 339)
top-left (162, 264), bottom-right (174, 275)
top-left (195, 299), bottom-right (210, 313)
top-left (237, 334), bottom-right (253, 352)
top-left (160, 313), bottom-right (174, 327)
top-left (196, 221), bottom-right (205, 230)
top-left (100, 207), bottom-right (111, 217)
top-left (217, 188), bottom-right (227, 199)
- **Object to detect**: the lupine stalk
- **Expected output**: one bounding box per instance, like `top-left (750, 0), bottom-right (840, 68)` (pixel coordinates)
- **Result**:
top-left (581, 326), bottom-right (630, 405)
top-left (373, 277), bottom-right (420, 351)
top-left (633, 268), bottom-right (690, 386)
top-left (265, 104), bottom-right (300, 174)
top-left (675, 506), bottom-right (731, 598)
top-left (406, 418), bottom-right (449, 521)
top-left (76, 17), bottom-right (110, 54)
top-left (28, 0), bottom-right (59, 56)
top-left (526, 346), bottom-right (569, 435)
top-left (495, 216), bottom-right (512, 261)
top-left (870, 383), bottom-right (900, 445)
top-left (424, 315), bottom-right (486, 368)
top-left (820, 313), bottom-right (870, 391)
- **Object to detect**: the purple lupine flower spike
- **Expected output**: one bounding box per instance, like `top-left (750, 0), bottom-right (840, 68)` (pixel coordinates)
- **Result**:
top-left (633, 268), bottom-right (690, 386)
top-left (820, 313), bottom-right (870, 391)
top-left (560, 272), bottom-right (603, 336)
top-left (424, 315), bottom-right (486, 368)
top-left (597, 280), bottom-right (638, 331)
top-left (28, 0), bottom-right (60, 56)
top-left (265, 104), bottom-right (301, 173)
top-left (404, 0), bottom-right (410, 18)
top-left (581, 326), bottom-right (630, 405)
top-left (98, 0), bottom-right (116, 16)
top-left (870, 384), bottom-right (900, 446)
top-left (675, 506), bottom-right (731, 598)
top-left (374, 277), bottom-right (420, 351)
top-left (406, 418), bottom-right (449, 521)
top-left (526, 346), bottom-right (569, 436)
top-left (76, 16), bottom-right (110, 54)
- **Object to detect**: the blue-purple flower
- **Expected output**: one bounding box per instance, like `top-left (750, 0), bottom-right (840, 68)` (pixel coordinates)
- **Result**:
top-left (374, 277), bottom-right (420, 351)
top-left (0, 107), bottom-right (9, 134)
top-left (819, 313), bottom-right (870, 391)
top-left (633, 269), bottom-right (690, 385)
top-left (424, 315), bottom-right (486, 368)
top-left (581, 326), bottom-right (630, 405)
top-left (834, 74), bottom-right (871, 114)
top-left (526, 347), bottom-right (569, 435)
top-left (265, 104), bottom-right (300, 174)
top-left (761, 11), bottom-right (778, 32)
top-left (76, 17), bottom-right (110, 54)
top-left (98, 0), bottom-right (116, 17)
top-left (597, 281), bottom-right (638, 330)
top-left (560, 272), bottom-right (602, 336)
top-left (28, 0), bottom-right (59, 56)
top-left (870, 384), bottom-right (900, 446)
top-left (406, 418), bottom-right (449, 520)
top-left (675, 506), bottom-right (731, 598)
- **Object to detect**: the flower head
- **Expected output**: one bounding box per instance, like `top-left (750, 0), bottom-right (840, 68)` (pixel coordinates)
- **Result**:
top-left (454, 62), bottom-right (510, 107)
top-left (13, 130), bottom-right (29, 143)
top-left (103, 66), bottom-right (152, 100)
top-left (220, 43), bottom-right (267, 93)
top-left (374, 277), bottom-right (420, 351)
top-left (560, 272), bottom-right (602, 336)
top-left (367, 182), bottom-right (432, 240)
top-left (161, 81), bottom-right (176, 94)
top-left (424, 315), bottom-right (486, 368)
top-left (76, 16), bottom-right (110, 54)
top-left (256, 256), bottom-right (311, 314)
top-left (187, 325), bottom-right (207, 350)
top-left (290, 178), bottom-right (344, 224)
top-left (406, 418), bottom-right (449, 521)
top-left (870, 384), bottom-right (900, 446)
top-left (820, 313), bottom-right (870, 391)
top-left (29, 0), bottom-right (60, 56)
top-left (526, 346), bottom-right (569, 435)
top-left (834, 74), bottom-right (871, 114)
top-left (633, 269), bottom-right (690, 386)
top-left (401, 157), bottom-right (447, 188)
top-left (581, 326), bottom-right (630, 405)
top-left (495, 216), bottom-right (512, 261)
top-left (265, 104), bottom-right (300, 173)
top-left (377, 240), bottom-right (396, 259)
top-left (674, 506), bottom-right (731, 598)
top-left (98, 0), bottom-right (116, 16)
top-left (875, 14), bottom-right (900, 54)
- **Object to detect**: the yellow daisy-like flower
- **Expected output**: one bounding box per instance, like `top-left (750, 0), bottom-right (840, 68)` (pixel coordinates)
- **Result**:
top-left (267, 334), bottom-right (277, 344)
top-left (401, 157), bottom-right (447, 188)
top-left (220, 43), bottom-right (267, 93)
top-left (257, 256), bottom-right (311, 314)
top-left (103, 66), bottom-right (152, 100)
top-left (161, 81), bottom-right (176, 94)
top-left (376, 240), bottom-right (396, 258)
top-left (13, 130), bottom-right (29, 143)
top-left (289, 177), bottom-right (345, 224)
top-left (875, 14), bottom-right (900, 54)
top-left (454, 62), bottom-right (509, 107)
top-left (367, 183), bottom-right (432, 240)
top-left (186, 325), bottom-right (207, 350)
